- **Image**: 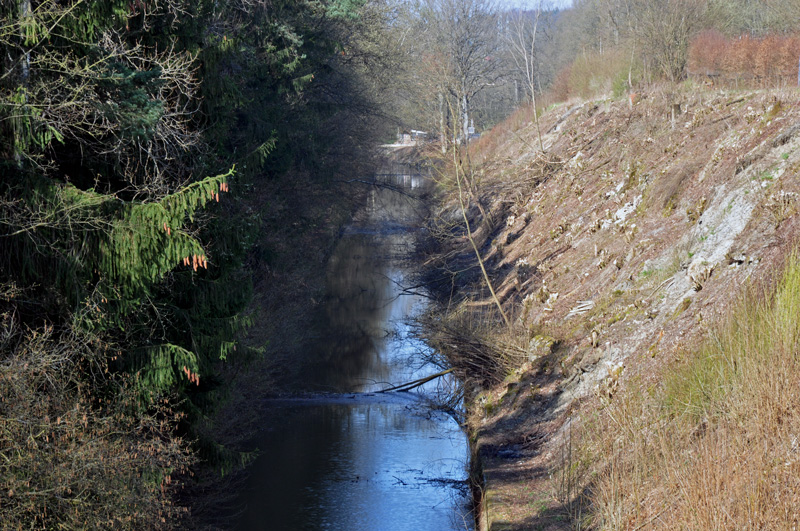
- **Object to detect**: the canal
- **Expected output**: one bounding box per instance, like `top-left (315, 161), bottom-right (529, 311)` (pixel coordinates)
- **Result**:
top-left (235, 162), bottom-right (473, 531)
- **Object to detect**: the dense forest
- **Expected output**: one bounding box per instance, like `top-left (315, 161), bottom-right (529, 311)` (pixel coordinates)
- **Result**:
top-left (0, 0), bottom-right (397, 528)
top-left (2, 0), bottom-right (800, 528)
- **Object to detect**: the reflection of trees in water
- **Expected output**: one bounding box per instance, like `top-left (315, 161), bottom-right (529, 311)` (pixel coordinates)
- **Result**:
top-left (366, 185), bottom-right (429, 226)
top-left (306, 179), bottom-right (429, 392)
top-left (237, 168), bottom-right (471, 531)
top-left (238, 405), bottom-right (352, 530)
top-left (310, 234), bottom-right (393, 391)
top-left (361, 164), bottom-right (431, 226)
top-left (325, 236), bottom-right (392, 333)
top-left (239, 403), bottom-right (471, 530)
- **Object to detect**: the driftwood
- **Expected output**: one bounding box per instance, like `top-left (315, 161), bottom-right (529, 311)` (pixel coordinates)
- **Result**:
top-left (377, 368), bottom-right (455, 393)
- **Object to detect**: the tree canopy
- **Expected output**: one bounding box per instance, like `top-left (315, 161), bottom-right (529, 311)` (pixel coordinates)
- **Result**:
top-left (0, 0), bottom-right (395, 527)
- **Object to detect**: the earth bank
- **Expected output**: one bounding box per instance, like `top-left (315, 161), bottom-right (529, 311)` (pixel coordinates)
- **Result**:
top-left (419, 85), bottom-right (800, 530)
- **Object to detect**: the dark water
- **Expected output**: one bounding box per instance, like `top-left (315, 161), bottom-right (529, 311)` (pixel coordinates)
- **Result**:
top-left (236, 168), bottom-right (473, 530)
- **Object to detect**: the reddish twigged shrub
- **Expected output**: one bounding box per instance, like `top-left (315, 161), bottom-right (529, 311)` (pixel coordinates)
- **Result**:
top-left (689, 30), bottom-right (800, 86)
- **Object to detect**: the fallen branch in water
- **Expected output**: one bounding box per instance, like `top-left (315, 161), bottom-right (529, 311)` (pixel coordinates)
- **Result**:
top-left (376, 368), bottom-right (455, 393)
top-left (333, 178), bottom-right (421, 200)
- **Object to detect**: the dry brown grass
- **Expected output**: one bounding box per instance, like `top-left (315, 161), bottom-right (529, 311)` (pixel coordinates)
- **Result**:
top-left (470, 49), bottom-right (635, 165)
top-left (469, 47), bottom-right (641, 169)
top-left (575, 251), bottom-right (800, 529)
top-left (469, 103), bottom-right (537, 164)
top-left (645, 159), bottom-right (703, 213)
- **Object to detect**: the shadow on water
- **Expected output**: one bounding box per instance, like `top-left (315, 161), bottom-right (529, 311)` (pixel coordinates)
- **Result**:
top-left (235, 165), bottom-right (474, 530)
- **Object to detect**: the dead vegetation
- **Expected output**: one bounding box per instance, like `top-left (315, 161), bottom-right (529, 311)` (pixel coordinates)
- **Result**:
top-left (422, 83), bottom-right (800, 530)
top-left (0, 314), bottom-right (193, 530)
top-left (580, 251), bottom-right (800, 530)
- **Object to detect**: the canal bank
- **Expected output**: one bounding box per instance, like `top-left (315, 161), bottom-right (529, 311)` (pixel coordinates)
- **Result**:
top-left (415, 87), bottom-right (800, 530)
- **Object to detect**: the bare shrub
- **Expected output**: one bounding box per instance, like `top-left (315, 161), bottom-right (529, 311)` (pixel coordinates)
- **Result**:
top-left (421, 306), bottom-right (510, 387)
top-left (0, 314), bottom-right (194, 529)
top-left (568, 49), bottom-right (635, 99)
top-left (689, 30), bottom-right (800, 87)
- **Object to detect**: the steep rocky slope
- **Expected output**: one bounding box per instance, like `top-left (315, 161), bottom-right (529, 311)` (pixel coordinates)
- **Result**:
top-left (425, 86), bottom-right (800, 530)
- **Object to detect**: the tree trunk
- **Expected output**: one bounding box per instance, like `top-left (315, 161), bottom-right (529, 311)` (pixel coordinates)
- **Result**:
top-left (15, 0), bottom-right (31, 167)
top-left (462, 93), bottom-right (469, 145)
top-left (20, 0), bottom-right (30, 83)
top-left (439, 92), bottom-right (446, 154)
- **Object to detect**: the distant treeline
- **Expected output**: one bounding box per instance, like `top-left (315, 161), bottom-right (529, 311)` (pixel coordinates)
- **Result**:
top-left (689, 31), bottom-right (800, 86)
top-left (530, 0), bottom-right (800, 103)
top-left (387, 0), bottom-right (800, 141)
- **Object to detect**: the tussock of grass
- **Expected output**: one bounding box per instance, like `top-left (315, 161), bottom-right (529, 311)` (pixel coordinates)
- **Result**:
top-left (576, 251), bottom-right (800, 529)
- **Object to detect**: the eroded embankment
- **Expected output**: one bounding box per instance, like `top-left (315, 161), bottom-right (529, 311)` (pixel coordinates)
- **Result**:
top-left (421, 86), bottom-right (800, 530)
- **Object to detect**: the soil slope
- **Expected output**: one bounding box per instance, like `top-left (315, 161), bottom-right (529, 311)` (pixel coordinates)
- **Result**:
top-left (428, 86), bottom-right (800, 530)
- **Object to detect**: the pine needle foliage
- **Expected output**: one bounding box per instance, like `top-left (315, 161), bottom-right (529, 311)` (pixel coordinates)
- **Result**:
top-left (2, 171), bottom-right (230, 304)
top-left (1, 0), bottom-right (394, 525)
top-left (0, 165), bottom-right (243, 400)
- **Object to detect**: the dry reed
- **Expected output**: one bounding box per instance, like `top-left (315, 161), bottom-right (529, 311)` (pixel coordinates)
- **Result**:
top-left (573, 251), bottom-right (800, 529)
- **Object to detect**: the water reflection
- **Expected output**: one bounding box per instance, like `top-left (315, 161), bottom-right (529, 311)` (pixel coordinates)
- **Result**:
top-left (305, 232), bottom-right (394, 392)
top-left (305, 177), bottom-right (432, 393)
top-left (237, 401), bottom-right (470, 531)
top-left (237, 165), bottom-right (472, 530)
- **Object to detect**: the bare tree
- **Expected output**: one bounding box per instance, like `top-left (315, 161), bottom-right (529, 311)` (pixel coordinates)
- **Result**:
top-left (417, 0), bottom-right (503, 146)
top-left (761, 0), bottom-right (800, 33)
top-left (628, 0), bottom-right (708, 81)
top-left (506, 1), bottom-right (547, 151)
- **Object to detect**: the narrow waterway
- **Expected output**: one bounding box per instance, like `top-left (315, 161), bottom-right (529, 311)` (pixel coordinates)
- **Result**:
top-left (235, 163), bottom-right (473, 531)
